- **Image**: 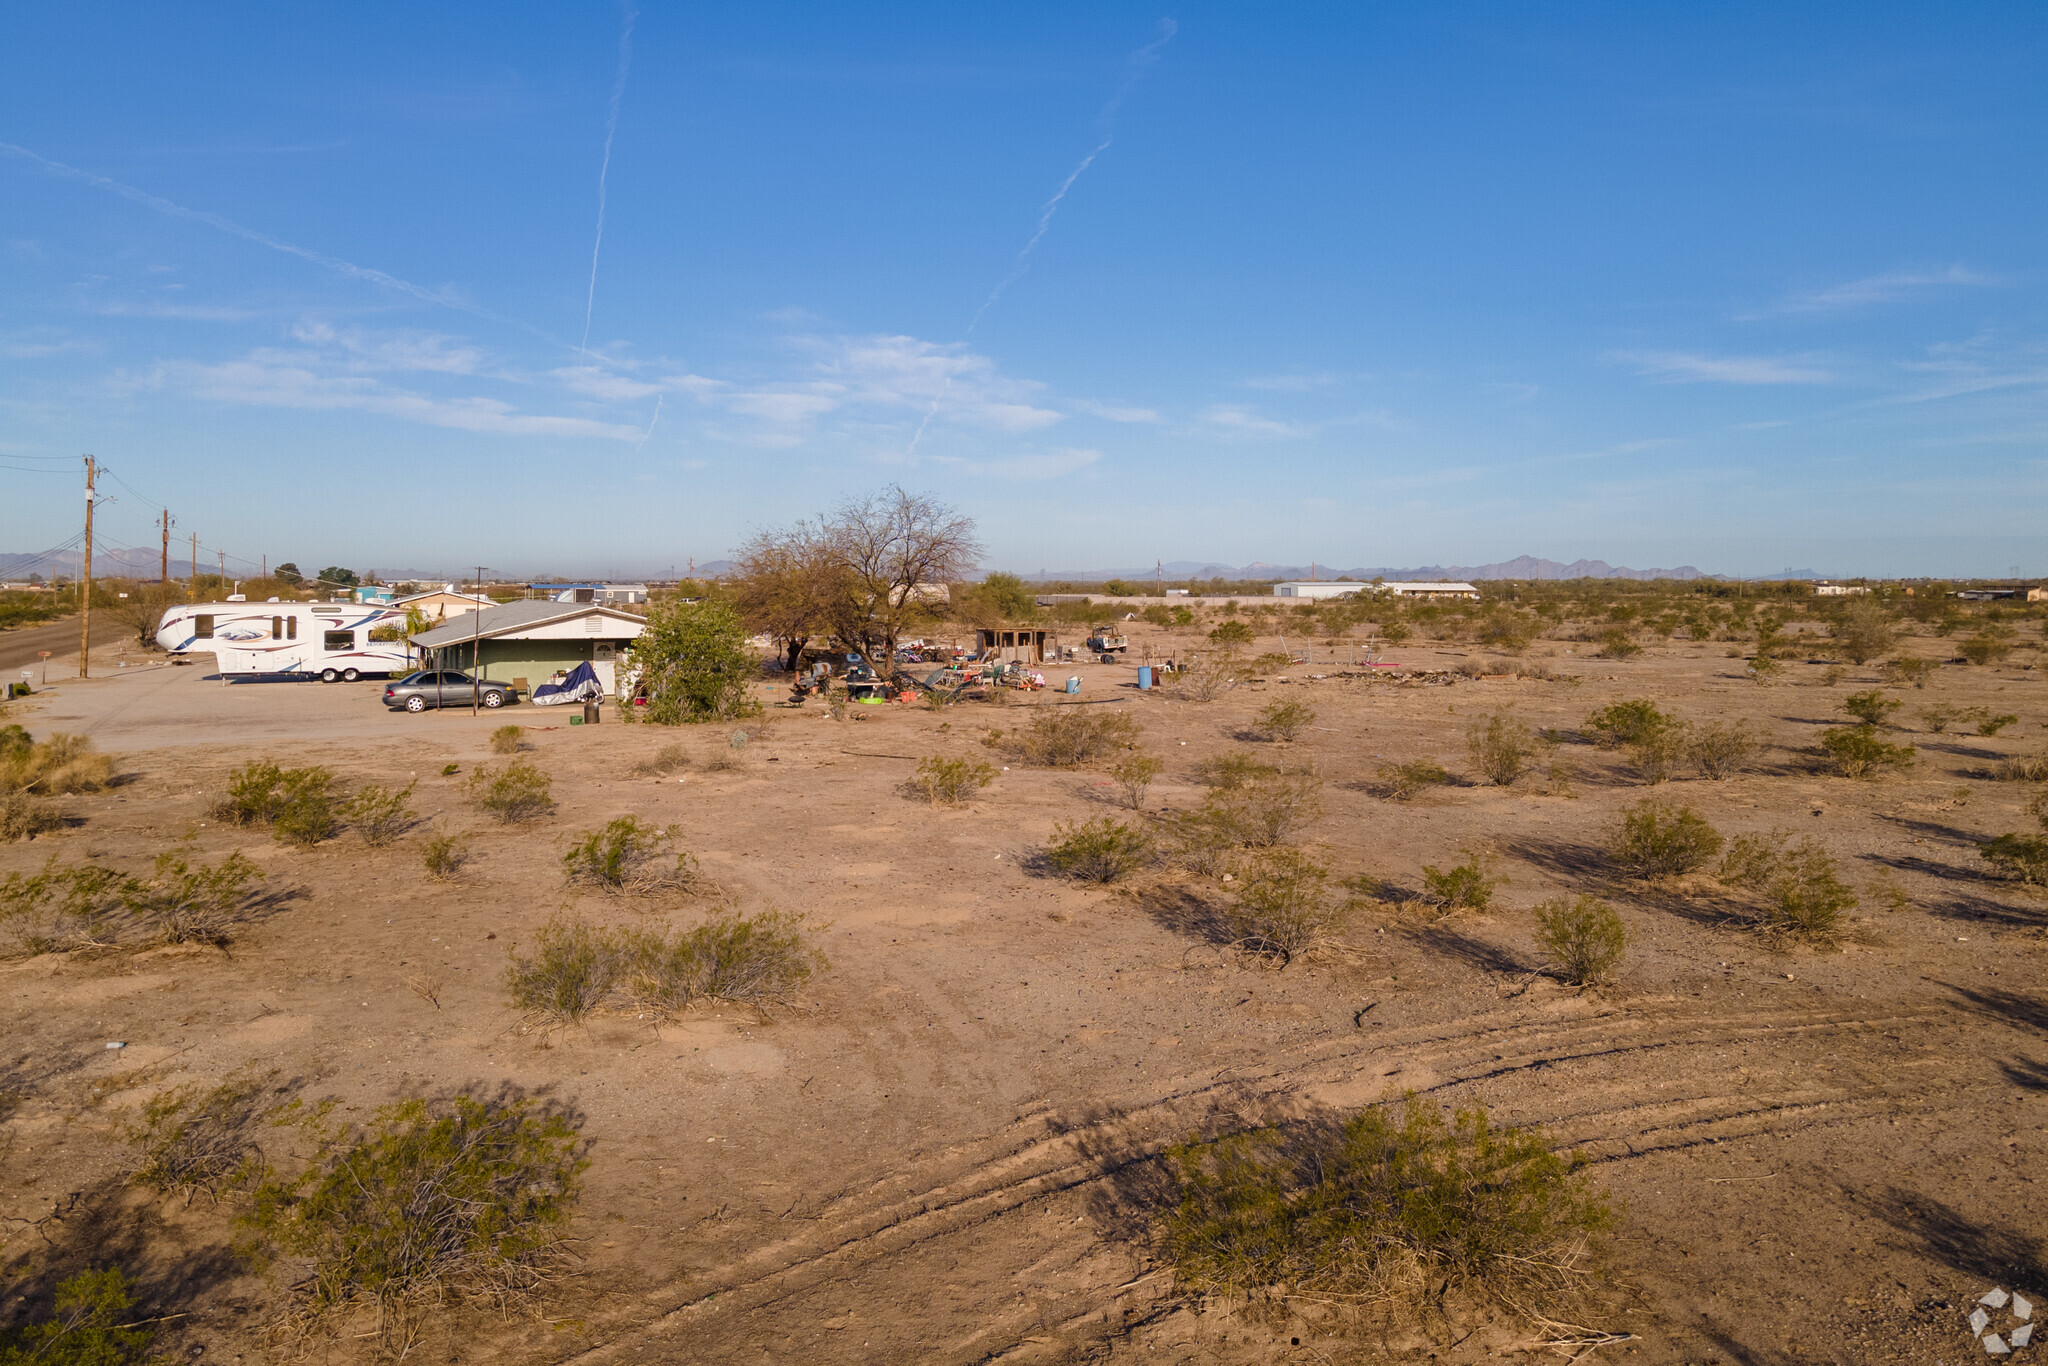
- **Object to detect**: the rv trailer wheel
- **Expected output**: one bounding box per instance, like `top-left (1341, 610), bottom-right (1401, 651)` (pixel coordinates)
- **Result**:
top-left (404, 695), bottom-right (427, 713)
top-left (320, 668), bottom-right (339, 683)
top-left (342, 668), bottom-right (359, 682)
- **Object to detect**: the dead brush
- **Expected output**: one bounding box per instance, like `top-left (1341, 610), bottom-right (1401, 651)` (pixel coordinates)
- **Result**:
top-left (121, 850), bottom-right (264, 948)
top-left (1008, 707), bottom-right (1140, 767)
top-left (0, 789), bottom-right (65, 841)
top-left (0, 726), bottom-right (115, 794)
top-left (0, 859), bottom-right (131, 954)
top-left (632, 743), bottom-right (691, 777)
top-left (561, 816), bottom-right (707, 895)
top-left (126, 1073), bottom-right (272, 1204)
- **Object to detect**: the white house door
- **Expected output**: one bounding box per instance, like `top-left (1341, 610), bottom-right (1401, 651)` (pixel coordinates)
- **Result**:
top-left (592, 641), bottom-right (617, 693)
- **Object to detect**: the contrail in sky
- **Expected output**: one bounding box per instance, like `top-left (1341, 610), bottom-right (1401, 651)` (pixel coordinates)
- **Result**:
top-left (581, 2), bottom-right (638, 355)
top-left (0, 138), bottom-right (574, 352)
top-left (906, 18), bottom-right (1177, 458)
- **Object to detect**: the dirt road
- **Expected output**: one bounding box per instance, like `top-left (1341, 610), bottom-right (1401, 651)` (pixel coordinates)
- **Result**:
top-left (0, 613), bottom-right (133, 675)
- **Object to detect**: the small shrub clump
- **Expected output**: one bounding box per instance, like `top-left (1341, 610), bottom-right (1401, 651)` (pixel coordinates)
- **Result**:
top-left (632, 743), bottom-right (690, 777)
top-left (1465, 712), bottom-right (1540, 787)
top-left (1376, 759), bottom-right (1453, 801)
top-left (1042, 817), bottom-right (1154, 882)
top-left (1207, 621), bottom-right (1256, 646)
top-left (213, 759), bottom-right (340, 846)
top-left (489, 724), bottom-right (524, 755)
top-left (1981, 794), bottom-right (2048, 885)
top-left (1173, 770), bottom-right (1324, 859)
top-left (1160, 1095), bottom-right (1611, 1324)
top-left (1879, 656), bottom-right (1938, 689)
top-left (1226, 848), bottom-right (1335, 957)
top-left (1839, 690), bottom-right (1901, 727)
top-left (0, 789), bottom-right (64, 841)
top-left (0, 1268), bottom-right (161, 1366)
top-left (128, 1074), bottom-right (269, 1203)
top-left (1995, 755), bottom-right (2048, 783)
top-left (1010, 708), bottom-right (1140, 768)
top-left (1106, 752), bottom-right (1164, 809)
top-left (1251, 699), bottom-right (1317, 742)
top-left (123, 851), bottom-right (264, 947)
top-left (1422, 850), bottom-right (1500, 912)
top-left (1960, 635), bottom-right (2013, 666)
top-left (1608, 800), bottom-right (1723, 878)
top-left (342, 781), bottom-right (416, 847)
top-left (505, 910), bottom-right (824, 1026)
top-left (241, 1093), bottom-right (586, 1353)
top-left (1193, 751), bottom-right (1279, 790)
top-left (562, 815), bottom-right (703, 893)
top-left (1686, 721), bottom-right (1759, 780)
top-left (465, 759), bottom-right (555, 822)
top-left (910, 756), bottom-right (997, 806)
top-left (1533, 896), bottom-right (1628, 987)
top-left (0, 726), bottom-right (115, 794)
top-left (0, 860), bottom-right (129, 954)
top-left (1582, 699), bottom-right (1677, 749)
top-left (422, 834), bottom-right (468, 881)
top-left (1716, 833), bottom-right (1858, 944)
top-left (1819, 725), bottom-right (1916, 779)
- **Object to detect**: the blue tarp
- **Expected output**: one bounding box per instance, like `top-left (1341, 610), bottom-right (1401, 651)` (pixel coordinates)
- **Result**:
top-left (531, 660), bottom-right (604, 706)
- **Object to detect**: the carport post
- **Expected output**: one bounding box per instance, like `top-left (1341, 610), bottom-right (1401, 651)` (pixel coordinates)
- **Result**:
top-left (471, 566), bottom-right (482, 715)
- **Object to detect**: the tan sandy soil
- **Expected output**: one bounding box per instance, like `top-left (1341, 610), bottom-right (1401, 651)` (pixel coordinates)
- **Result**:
top-left (2, 628), bottom-right (2046, 1364)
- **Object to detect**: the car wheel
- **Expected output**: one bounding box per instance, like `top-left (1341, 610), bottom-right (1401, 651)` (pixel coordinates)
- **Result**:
top-left (482, 690), bottom-right (505, 709)
top-left (404, 695), bottom-right (427, 713)
top-left (320, 668), bottom-right (339, 683)
top-left (342, 668), bottom-right (359, 682)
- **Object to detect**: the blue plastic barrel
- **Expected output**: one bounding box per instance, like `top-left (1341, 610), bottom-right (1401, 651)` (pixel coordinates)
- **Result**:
top-left (1137, 666), bottom-right (1153, 689)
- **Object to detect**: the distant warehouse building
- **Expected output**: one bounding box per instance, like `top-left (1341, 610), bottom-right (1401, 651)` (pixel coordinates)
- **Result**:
top-left (1272, 580), bottom-right (1480, 601)
top-left (1271, 581), bottom-right (1365, 599)
top-left (1378, 581), bottom-right (1481, 600)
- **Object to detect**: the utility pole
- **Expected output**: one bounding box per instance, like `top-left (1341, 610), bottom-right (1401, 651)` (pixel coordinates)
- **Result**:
top-left (79, 456), bottom-right (96, 678)
top-left (191, 533), bottom-right (199, 600)
top-left (471, 565), bottom-right (483, 715)
top-left (159, 509), bottom-right (171, 592)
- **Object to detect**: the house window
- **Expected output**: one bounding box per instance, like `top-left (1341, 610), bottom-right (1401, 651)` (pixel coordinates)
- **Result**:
top-left (193, 615), bottom-right (214, 638)
top-left (324, 631), bottom-right (353, 651)
top-left (593, 642), bottom-right (616, 661)
top-left (272, 617), bottom-right (283, 639)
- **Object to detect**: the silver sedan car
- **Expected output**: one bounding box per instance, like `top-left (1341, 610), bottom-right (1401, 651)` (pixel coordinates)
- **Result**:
top-left (382, 671), bottom-right (520, 712)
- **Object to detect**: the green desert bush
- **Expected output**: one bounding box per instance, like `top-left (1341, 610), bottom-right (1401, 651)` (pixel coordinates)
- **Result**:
top-left (0, 1268), bottom-right (161, 1366)
top-left (1608, 801), bottom-right (1723, 878)
top-left (910, 756), bottom-right (997, 806)
top-left (1879, 656), bottom-right (1938, 689)
top-left (1819, 725), bottom-right (1916, 778)
top-left (122, 851), bottom-right (263, 947)
top-left (213, 759), bottom-right (339, 846)
top-left (1193, 751), bottom-right (1278, 790)
top-left (465, 759), bottom-right (554, 822)
top-left (1830, 602), bottom-right (1897, 665)
top-left (1919, 703), bottom-right (1964, 734)
top-left (1686, 721), bottom-right (1760, 779)
top-left (1010, 708), bottom-right (1140, 767)
top-left (1977, 712), bottom-right (2020, 737)
top-left (562, 815), bottom-right (703, 893)
top-left (128, 1074), bottom-right (269, 1204)
top-left (621, 910), bottom-right (823, 1017)
top-left (1465, 711), bottom-right (1540, 787)
top-left (1422, 850), bottom-right (1500, 912)
top-left (1251, 699), bottom-right (1317, 742)
top-left (0, 789), bottom-right (64, 841)
top-left (1207, 620), bottom-right (1256, 646)
top-left (342, 781), bottom-right (416, 847)
top-left (1160, 1095), bottom-right (1611, 1323)
top-left (1960, 634), bottom-right (2013, 666)
top-left (0, 860), bottom-right (129, 954)
top-left (489, 724), bottom-right (524, 755)
top-left (1042, 817), bottom-right (1154, 882)
top-left (1839, 690), bottom-right (1901, 727)
top-left (1595, 627), bottom-right (1640, 659)
top-left (421, 834), bottom-right (468, 881)
top-left (1180, 770), bottom-right (1324, 852)
top-left (1716, 833), bottom-right (1857, 944)
top-left (1376, 759), bottom-right (1453, 801)
top-left (1624, 727), bottom-right (1688, 785)
top-left (1582, 699), bottom-right (1676, 748)
top-left (241, 1093), bottom-right (585, 1354)
top-left (503, 916), bottom-right (627, 1025)
top-left (0, 727), bottom-right (115, 795)
top-left (1226, 848), bottom-right (1335, 956)
top-left (1533, 897), bottom-right (1628, 987)
top-left (1106, 752), bottom-right (1164, 809)
top-left (1981, 833), bottom-right (2048, 885)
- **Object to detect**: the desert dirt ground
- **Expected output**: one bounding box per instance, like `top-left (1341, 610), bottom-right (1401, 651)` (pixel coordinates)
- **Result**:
top-left (3, 623), bottom-right (2047, 1365)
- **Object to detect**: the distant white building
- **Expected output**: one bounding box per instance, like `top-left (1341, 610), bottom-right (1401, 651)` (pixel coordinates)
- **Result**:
top-left (1814, 583), bottom-right (1870, 597)
top-left (1272, 581), bottom-right (1365, 599)
top-left (1378, 581), bottom-right (1481, 600)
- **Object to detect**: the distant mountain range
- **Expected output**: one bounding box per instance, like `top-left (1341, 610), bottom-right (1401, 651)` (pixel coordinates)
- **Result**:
top-left (1018, 556), bottom-right (1718, 583)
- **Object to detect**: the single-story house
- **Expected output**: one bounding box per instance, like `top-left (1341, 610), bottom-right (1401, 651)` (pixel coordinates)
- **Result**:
top-left (392, 585), bottom-right (496, 624)
top-left (1271, 581), bottom-right (1364, 599)
top-left (410, 600), bottom-right (647, 695)
top-left (526, 582), bottom-right (649, 605)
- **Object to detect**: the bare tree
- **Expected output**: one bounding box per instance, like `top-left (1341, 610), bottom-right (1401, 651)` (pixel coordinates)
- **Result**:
top-left (730, 521), bottom-right (847, 673)
top-left (822, 488), bottom-right (983, 672)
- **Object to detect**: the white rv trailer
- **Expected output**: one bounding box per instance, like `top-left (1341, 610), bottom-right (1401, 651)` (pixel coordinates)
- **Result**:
top-left (156, 601), bottom-right (413, 680)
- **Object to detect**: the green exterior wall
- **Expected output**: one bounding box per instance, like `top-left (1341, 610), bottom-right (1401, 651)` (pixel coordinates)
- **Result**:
top-left (429, 637), bottom-right (632, 689)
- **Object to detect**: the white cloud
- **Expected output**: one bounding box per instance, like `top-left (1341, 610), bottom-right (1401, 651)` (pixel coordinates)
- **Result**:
top-left (142, 350), bottom-right (642, 440)
top-left (932, 447), bottom-right (1102, 480)
top-left (1200, 404), bottom-right (1315, 438)
top-left (550, 365), bottom-right (723, 401)
top-left (1240, 372), bottom-right (1347, 392)
top-left (1609, 350), bottom-right (1838, 385)
top-left (1771, 265), bottom-right (1994, 314)
top-left (1072, 398), bottom-right (1161, 423)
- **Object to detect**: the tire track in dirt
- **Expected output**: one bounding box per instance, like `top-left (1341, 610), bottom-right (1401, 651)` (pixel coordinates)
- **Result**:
top-left (552, 996), bottom-right (1965, 1365)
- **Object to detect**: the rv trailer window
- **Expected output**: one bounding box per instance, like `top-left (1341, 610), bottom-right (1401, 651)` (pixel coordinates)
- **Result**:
top-left (194, 615), bottom-right (214, 638)
top-left (287, 616), bottom-right (297, 640)
top-left (324, 631), bottom-right (353, 651)
top-left (272, 617), bottom-right (283, 639)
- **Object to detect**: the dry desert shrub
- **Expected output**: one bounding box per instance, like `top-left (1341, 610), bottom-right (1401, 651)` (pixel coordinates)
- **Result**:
top-left (465, 759), bottom-right (554, 822)
top-left (213, 759), bottom-right (340, 846)
top-left (122, 850), bottom-right (264, 947)
top-left (1376, 758), bottom-right (1453, 801)
top-left (1171, 770), bottom-right (1324, 863)
top-left (0, 789), bottom-right (64, 841)
top-left (1686, 721), bottom-right (1760, 779)
top-left (1159, 1095), bottom-right (1612, 1329)
top-left (422, 834), bottom-right (468, 882)
top-left (1608, 801), bottom-right (1723, 878)
top-left (1879, 656), bottom-right (1939, 689)
top-left (1421, 850), bottom-right (1500, 912)
top-left (242, 1092), bottom-right (585, 1356)
top-left (1250, 699), bottom-right (1316, 742)
top-left (1465, 712), bottom-right (1540, 786)
top-left (1009, 708), bottom-right (1139, 767)
top-left (489, 724), bottom-right (524, 755)
top-left (127, 1073), bottom-right (271, 1204)
top-left (1041, 817), bottom-right (1154, 882)
top-left (1582, 699), bottom-right (1676, 749)
top-left (1996, 755), bottom-right (2048, 783)
top-left (506, 911), bottom-right (824, 1027)
top-left (1226, 847), bottom-right (1336, 957)
top-left (1839, 690), bottom-right (1902, 727)
top-left (343, 781), bottom-right (416, 847)
top-left (0, 859), bottom-right (129, 954)
top-left (1194, 751), bottom-right (1278, 790)
top-left (1533, 896), bottom-right (1628, 987)
top-left (632, 743), bottom-right (690, 777)
top-left (1716, 833), bottom-right (1857, 945)
top-left (561, 815), bottom-right (705, 894)
top-left (1106, 752), bottom-right (1164, 809)
top-left (1819, 725), bottom-right (1915, 778)
top-left (1170, 650), bottom-right (1247, 702)
top-left (910, 756), bottom-right (996, 806)
top-left (0, 726), bottom-right (114, 794)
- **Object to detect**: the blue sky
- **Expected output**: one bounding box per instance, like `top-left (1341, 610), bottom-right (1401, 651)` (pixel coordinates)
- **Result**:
top-left (4, 3), bottom-right (2045, 579)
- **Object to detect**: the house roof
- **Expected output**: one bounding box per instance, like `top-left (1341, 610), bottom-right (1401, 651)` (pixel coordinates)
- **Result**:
top-left (409, 600), bottom-right (647, 648)
top-left (392, 588), bottom-right (493, 608)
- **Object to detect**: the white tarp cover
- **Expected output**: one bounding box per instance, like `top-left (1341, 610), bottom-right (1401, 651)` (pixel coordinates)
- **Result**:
top-left (531, 661), bottom-right (604, 706)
